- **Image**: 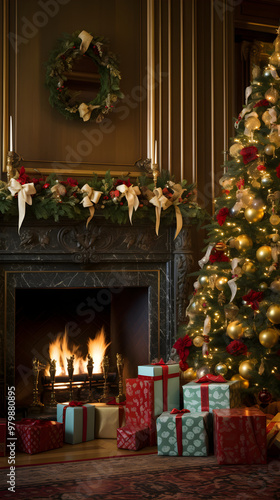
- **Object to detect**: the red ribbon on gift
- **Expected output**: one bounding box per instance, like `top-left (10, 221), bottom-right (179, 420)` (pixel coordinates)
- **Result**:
top-left (170, 409), bottom-right (190, 456)
top-left (16, 419), bottom-right (53, 427)
top-left (16, 419), bottom-right (55, 453)
top-left (106, 399), bottom-right (125, 427)
top-left (106, 397), bottom-right (126, 406)
top-left (62, 401), bottom-right (87, 442)
top-left (266, 421), bottom-right (280, 434)
top-left (139, 359), bottom-right (178, 412)
top-left (195, 374), bottom-right (227, 412)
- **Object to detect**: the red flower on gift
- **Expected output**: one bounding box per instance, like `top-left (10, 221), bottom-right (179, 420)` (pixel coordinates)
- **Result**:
top-left (173, 334), bottom-right (192, 363)
top-left (240, 146), bottom-right (258, 164)
top-left (253, 99), bottom-right (269, 108)
top-left (66, 177), bottom-right (78, 187)
top-left (216, 207), bottom-right (230, 226)
top-left (209, 249), bottom-right (230, 263)
top-left (236, 178), bottom-right (245, 189)
top-left (226, 340), bottom-right (248, 356)
top-left (257, 164), bottom-right (266, 171)
top-left (17, 166), bottom-right (31, 185)
top-left (242, 289), bottom-right (263, 310)
top-left (276, 164), bottom-right (280, 178)
top-left (115, 179), bottom-right (131, 188)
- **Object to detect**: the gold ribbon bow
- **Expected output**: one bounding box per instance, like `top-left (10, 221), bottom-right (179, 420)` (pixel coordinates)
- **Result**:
top-left (168, 183), bottom-right (186, 239)
top-left (117, 184), bottom-right (141, 224)
top-left (149, 188), bottom-right (172, 236)
top-left (8, 178), bottom-right (36, 233)
top-left (80, 184), bottom-right (102, 227)
top-left (78, 30), bottom-right (93, 55)
top-left (78, 103), bottom-right (100, 122)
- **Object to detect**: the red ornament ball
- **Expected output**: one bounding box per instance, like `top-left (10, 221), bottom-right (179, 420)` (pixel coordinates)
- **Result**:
top-left (258, 388), bottom-right (272, 404)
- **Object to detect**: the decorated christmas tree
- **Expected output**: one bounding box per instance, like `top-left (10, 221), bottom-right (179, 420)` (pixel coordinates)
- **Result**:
top-left (178, 29), bottom-right (280, 404)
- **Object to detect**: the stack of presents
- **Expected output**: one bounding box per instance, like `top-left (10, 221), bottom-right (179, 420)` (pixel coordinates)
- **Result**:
top-left (2, 360), bottom-right (280, 464)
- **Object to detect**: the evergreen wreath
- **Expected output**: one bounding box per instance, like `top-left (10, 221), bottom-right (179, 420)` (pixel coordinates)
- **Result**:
top-left (45, 30), bottom-right (123, 122)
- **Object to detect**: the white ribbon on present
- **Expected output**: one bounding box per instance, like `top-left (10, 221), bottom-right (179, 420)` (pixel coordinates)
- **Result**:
top-left (198, 244), bottom-right (215, 268)
top-left (8, 178), bottom-right (36, 233)
top-left (118, 184), bottom-right (141, 224)
top-left (80, 184), bottom-right (102, 227)
top-left (78, 30), bottom-right (93, 55)
top-left (149, 187), bottom-right (172, 235)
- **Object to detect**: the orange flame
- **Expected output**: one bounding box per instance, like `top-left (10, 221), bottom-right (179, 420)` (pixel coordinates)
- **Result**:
top-left (45, 327), bottom-right (110, 376)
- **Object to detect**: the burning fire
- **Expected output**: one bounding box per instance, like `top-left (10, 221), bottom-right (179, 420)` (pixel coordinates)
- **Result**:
top-left (45, 327), bottom-right (110, 376)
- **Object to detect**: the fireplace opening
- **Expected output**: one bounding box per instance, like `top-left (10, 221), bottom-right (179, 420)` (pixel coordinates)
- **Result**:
top-left (15, 286), bottom-right (149, 408)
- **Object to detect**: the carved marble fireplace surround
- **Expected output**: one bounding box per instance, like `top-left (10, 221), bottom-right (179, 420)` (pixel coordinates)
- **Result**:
top-left (0, 216), bottom-right (193, 410)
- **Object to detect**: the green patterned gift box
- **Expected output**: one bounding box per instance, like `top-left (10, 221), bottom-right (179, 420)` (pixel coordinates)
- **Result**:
top-left (156, 410), bottom-right (209, 456)
top-left (183, 376), bottom-right (240, 413)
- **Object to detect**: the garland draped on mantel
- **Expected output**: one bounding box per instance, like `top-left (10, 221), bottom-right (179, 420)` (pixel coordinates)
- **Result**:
top-left (0, 168), bottom-right (207, 236)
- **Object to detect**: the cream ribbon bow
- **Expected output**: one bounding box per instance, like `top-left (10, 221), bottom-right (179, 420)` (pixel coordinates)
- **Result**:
top-left (149, 188), bottom-right (172, 235)
top-left (80, 184), bottom-right (102, 227)
top-left (78, 103), bottom-right (100, 122)
top-left (8, 178), bottom-right (36, 233)
top-left (168, 182), bottom-right (187, 239)
top-left (117, 184), bottom-right (141, 224)
top-left (78, 30), bottom-right (93, 55)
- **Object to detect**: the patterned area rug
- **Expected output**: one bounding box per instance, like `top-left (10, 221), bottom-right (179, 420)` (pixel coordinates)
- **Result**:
top-left (0, 455), bottom-right (280, 499)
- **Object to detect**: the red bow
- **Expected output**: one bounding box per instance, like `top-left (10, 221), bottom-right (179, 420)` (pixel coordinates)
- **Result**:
top-left (151, 358), bottom-right (166, 365)
top-left (68, 401), bottom-right (84, 407)
top-left (170, 408), bottom-right (190, 414)
top-left (196, 374), bottom-right (226, 383)
top-left (106, 397), bottom-right (126, 406)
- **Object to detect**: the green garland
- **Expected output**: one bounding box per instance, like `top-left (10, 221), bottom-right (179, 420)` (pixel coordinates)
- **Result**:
top-left (0, 168), bottom-right (207, 231)
top-left (45, 31), bottom-right (123, 122)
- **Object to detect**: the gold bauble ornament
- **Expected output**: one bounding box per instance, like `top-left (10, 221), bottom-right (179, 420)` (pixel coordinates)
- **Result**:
top-left (239, 360), bottom-right (255, 379)
top-left (226, 321), bottom-right (244, 340)
top-left (264, 144), bottom-right (275, 156)
top-left (270, 280), bottom-right (280, 293)
top-left (270, 214), bottom-right (280, 225)
top-left (262, 110), bottom-right (273, 126)
top-left (256, 245), bottom-right (272, 263)
top-left (266, 304), bottom-right (280, 324)
top-left (231, 373), bottom-right (250, 389)
top-left (229, 143), bottom-right (242, 158)
top-left (261, 174), bottom-right (273, 188)
top-left (215, 276), bottom-right (228, 291)
top-left (244, 207), bottom-right (264, 223)
top-left (193, 335), bottom-right (205, 347)
top-left (198, 275), bottom-right (209, 287)
top-left (214, 362), bottom-right (228, 376)
top-left (188, 299), bottom-right (205, 315)
top-left (259, 282), bottom-right (268, 292)
top-left (269, 130), bottom-right (280, 147)
top-left (224, 303), bottom-right (239, 321)
top-left (181, 367), bottom-right (197, 382)
top-left (235, 235), bottom-right (253, 252)
top-left (265, 86), bottom-right (279, 104)
top-left (259, 328), bottom-right (279, 348)
top-left (245, 116), bottom-right (261, 131)
top-left (242, 261), bottom-right (256, 274)
top-left (215, 242), bottom-right (227, 252)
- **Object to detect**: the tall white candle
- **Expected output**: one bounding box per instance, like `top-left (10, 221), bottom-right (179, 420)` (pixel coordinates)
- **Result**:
top-left (154, 140), bottom-right (157, 165)
top-left (9, 116), bottom-right (13, 152)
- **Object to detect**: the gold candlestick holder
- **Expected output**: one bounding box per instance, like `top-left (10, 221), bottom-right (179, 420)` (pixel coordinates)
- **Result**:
top-left (31, 358), bottom-right (45, 408)
top-left (49, 359), bottom-right (57, 407)
top-left (6, 151), bottom-right (15, 182)
top-left (87, 354), bottom-right (94, 402)
top-left (67, 355), bottom-right (75, 401)
top-left (99, 355), bottom-right (110, 402)
top-left (115, 353), bottom-right (126, 403)
top-left (151, 163), bottom-right (159, 188)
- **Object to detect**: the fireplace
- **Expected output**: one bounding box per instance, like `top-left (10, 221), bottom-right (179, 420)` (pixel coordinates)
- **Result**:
top-left (0, 216), bottom-right (194, 413)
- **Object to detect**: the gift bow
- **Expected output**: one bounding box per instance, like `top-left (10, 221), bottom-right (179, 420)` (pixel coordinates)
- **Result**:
top-left (151, 358), bottom-right (166, 365)
top-left (8, 178), bottom-right (36, 233)
top-left (117, 184), bottom-right (141, 224)
top-left (68, 401), bottom-right (85, 407)
top-left (196, 374), bottom-right (227, 383)
top-left (149, 188), bottom-right (172, 236)
top-left (170, 408), bottom-right (190, 414)
top-left (80, 184), bottom-right (102, 227)
top-left (78, 102), bottom-right (100, 122)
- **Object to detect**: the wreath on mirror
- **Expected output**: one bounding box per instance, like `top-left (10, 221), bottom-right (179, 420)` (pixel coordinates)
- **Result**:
top-left (45, 30), bottom-right (123, 122)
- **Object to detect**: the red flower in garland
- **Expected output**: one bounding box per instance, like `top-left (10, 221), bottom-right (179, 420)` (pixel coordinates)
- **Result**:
top-left (242, 289), bottom-right (264, 310)
top-left (216, 207), bottom-right (230, 226)
top-left (253, 99), bottom-right (269, 108)
top-left (276, 164), bottom-right (280, 178)
top-left (209, 249), bottom-right (230, 263)
top-left (173, 335), bottom-right (192, 363)
top-left (226, 340), bottom-right (248, 356)
top-left (66, 177), bottom-right (78, 187)
top-left (17, 166), bottom-right (31, 185)
top-left (240, 146), bottom-right (258, 165)
top-left (115, 179), bottom-right (132, 188)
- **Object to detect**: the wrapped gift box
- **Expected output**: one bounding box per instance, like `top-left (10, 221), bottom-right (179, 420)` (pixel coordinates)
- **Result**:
top-left (138, 362), bottom-right (180, 415)
top-left (183, 375), bottom-right (240, 412)
top-left (0, 419), bottom-right (6, 457)
top-left (15, 419), bottom-right (63, 455)
top-left (92, 403), bottom-right (125, 439)
top-left (156, 410), bottom-right (209, 456)
top-left (213, 408), bottom-right (266, 464)
top-left (57, 402), bottom-right (95, 445)
top-left (267, 413), bottom-right (280, 457)
top-left (117, 425), bottom-right (150, 451)
top-left (125, 378), bottom-right (157, 446)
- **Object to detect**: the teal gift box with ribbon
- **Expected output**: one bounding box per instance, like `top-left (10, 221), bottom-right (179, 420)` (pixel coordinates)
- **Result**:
top-left (183, 375), bottom-right (240, 413)
top-left (57, 401), bottom-right (95, 445)
top-left (156, 409), bottom-right (209, 456)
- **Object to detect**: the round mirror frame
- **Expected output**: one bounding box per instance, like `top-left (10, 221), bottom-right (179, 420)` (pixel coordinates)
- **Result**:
top-left (45, 30), bottom-right (123, 123)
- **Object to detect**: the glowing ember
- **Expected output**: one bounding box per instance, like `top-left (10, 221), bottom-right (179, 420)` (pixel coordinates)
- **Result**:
top-left (45, 327), bottom-right (110, 376)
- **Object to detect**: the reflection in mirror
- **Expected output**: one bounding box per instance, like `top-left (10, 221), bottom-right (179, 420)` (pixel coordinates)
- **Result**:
top-left (63, 54), bottom-right (101, 105)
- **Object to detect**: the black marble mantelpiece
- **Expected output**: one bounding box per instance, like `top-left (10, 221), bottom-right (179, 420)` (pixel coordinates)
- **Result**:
top-left (0, 216), bottom-right (194, 410)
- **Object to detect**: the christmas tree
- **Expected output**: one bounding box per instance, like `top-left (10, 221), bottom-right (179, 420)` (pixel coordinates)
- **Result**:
top-left (178, 29), bottom-right (280, 404)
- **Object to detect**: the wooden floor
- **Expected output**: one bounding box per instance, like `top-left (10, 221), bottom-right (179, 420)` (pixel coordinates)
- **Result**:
top-left (0, 440), bottom-right (157, 468)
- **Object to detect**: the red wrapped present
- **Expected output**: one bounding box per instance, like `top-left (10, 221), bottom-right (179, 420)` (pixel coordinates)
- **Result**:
top-left (117, 425), bottom-right (150, 451)
top-left (0, 419), bottom-right (6, 457)
top-left (15, 419), bottom-right (63, 454)
top-left (213, 408), bottom-right (266, 464)
top-left (125, 378), bottom-right (157, 446)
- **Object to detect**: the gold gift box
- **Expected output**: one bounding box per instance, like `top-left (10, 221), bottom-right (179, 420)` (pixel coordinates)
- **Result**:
top-left (92, 403), bottom-right (125, 439)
